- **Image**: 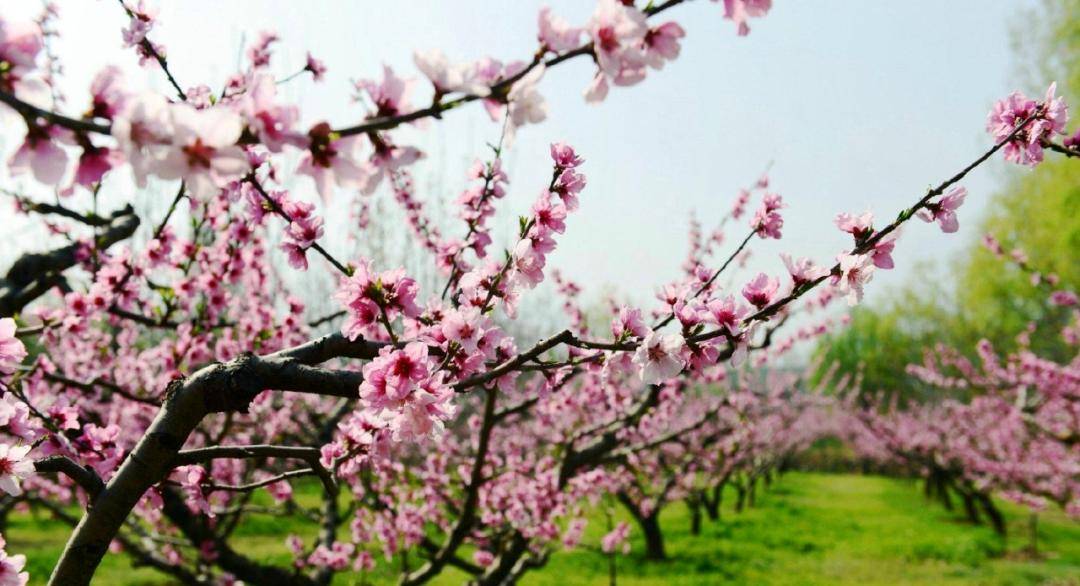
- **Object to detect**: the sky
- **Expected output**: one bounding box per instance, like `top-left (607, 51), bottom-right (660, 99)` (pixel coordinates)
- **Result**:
top-left (1, 0), bottom-right (1041, 315)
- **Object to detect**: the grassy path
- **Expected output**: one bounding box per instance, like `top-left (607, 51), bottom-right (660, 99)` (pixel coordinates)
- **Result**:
top-left (7, 473), bottom-right (1079, 584)
top-left (523, 473), bottom-right (1080, 585)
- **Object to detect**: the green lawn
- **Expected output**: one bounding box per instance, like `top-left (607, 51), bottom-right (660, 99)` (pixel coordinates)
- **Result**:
top-left (9, 473), bottom-right (1079, 584)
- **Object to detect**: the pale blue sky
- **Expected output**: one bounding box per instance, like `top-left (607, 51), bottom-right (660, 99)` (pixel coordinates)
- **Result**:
top-left (2, 1), bottom-right (1040, 311)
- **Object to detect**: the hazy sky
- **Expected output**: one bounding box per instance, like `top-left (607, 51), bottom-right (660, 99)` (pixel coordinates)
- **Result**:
top-left (1, 1), bottom-right (1040, 311)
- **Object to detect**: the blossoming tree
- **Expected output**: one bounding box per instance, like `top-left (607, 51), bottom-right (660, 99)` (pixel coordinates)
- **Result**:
top-left (845, 235), bottom-right (1079, 536)
top-left (0, 1), bottom-right (1077, 584)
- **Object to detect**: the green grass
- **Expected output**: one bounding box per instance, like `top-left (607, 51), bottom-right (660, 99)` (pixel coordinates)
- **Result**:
top-left (8, 473), bottom-right (1079, 584)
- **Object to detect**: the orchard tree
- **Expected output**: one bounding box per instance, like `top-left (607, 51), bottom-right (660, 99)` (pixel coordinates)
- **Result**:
top-left (0, 1), bottom-right (1077, 585)
top-left (845, 236), bottom-right (1079, 536)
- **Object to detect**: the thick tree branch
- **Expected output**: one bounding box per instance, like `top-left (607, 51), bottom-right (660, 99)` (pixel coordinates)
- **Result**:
top-left (0, 206), bottom-right (139, 316)
top-left (33, 456), bottom-right (105, 500)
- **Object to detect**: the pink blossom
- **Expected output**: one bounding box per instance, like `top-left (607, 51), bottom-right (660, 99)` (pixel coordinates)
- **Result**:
top-left (741, 273), bottom-right (780, 309)
top-left (304, 52), bottom-right (327, 82)
top-left (241, 74), bottom-right (303, 152)
top-left (719, 0), bottom-right (772, 36)
top-left (8, 125), bottom-right (69, 186)
top-left (155, 104), bottom-right (248, 199)
top-left (981, 233), bottom-right (1004, 256)
top-left (414, 49), bottom-right (490, 96)
top-left (704, 296), bottom-right (747, 331)
top-left (356, 65), bottom-right (414, 118)
top-left (0, 319), bottom-right (27, 376)
top-left (552, 168), bottom-right (586, 211)
top-left (780, 254), bottom-right (829, 288)
top-left (1064, 127), bottom-right (1080, 150)
top-left (987, 83), bottom-right (1069, 166)
top-left (731, 188), bottom-right (751, 220)
top-left (360, 343), bottom-right (431, 408)
top-left (632, 331), bottom-right (686, 384)
top-left (120, 1), bottom-right (157, 48)
top-left (583, 72), bottom-right (609, 104)
top-left (1050, 290), bottom-right (1078, 307)
top-left (644, 22), bottom-right (686, 70)
top-left (611, 306), bottom-right (648, 339)
top-left (0, 444), bottom-right (33, 496)
top-left (296, 122), bottom-right (371, 200)
top-left (751, 195), bottom-right (784, 239)
top-left (0, 541), bottom-right (28, 586)
top-left (0, 18), bottom-right (43, 93)
top-left (538, 7), bottom-right (583, 53)
top-left (530, 194), bottom-right (568, 235)
top-left (336, 261), bottom-right (421, 340)
top-left (88, 66), bottom-right (126, 120)
top-left (442, 307), bottom-right (486, 353)
top-left (0, 396), bottom-right (35, 441)
top-left (73, 144), bottom-right (122, 188)
top-left (308, 542), bottom-right (354, 571)
top-left (509, 237), bottom-right (548, 290)
top-left (600, 521), bottom-right (631, 554)
top-left (833, 252), bottom-right (874, 306)
top-left (473, 550), bottom-right (495, 568)
top-left (247, 30), bottom-right (279, 69)
top-left (112, 92), bottom-right (174, 187)
top-left (589, 0), bottom-right (647, 87)
top-left (834, 211), bottom-right (874, 241)
top-left (871, 234), bottom-right (897, 269)
top-left (390, 378), bottom-right (456, 440)
top-left (550, 142), bottom-right (584, 169)
top-left (916, 186), bottom-right (966, 233)
top-left (507, 65), bottom-right (547, 129)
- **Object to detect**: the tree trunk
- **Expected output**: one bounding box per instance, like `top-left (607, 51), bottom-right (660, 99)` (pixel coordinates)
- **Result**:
top-left (640, 514), bottom-right (667, 560)
top-left (687, 497), bottom-right (702, 536)
top-left (616, 492), bottom-right (667, 560)
top-left (959, 490), bottom-right (982, 525)
top-left (734, 483), bottom-right (746, 513)
top-left (976, 492), bottom-right (1006, 537)
top-left (1027, 513), bottom-right (1038, 556)
top-left (936, 474), bottom-right (954, 511)
top-left (748, 476), bottom-right (757, 508)
top-left (704, 482), bottom-right (723, 522)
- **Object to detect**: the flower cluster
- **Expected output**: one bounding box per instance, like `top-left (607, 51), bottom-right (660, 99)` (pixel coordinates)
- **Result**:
top-left (0, 320), bottom-right (27, 381)
top-left (987, 83), bottom-right (1070, 166)
top-left (336, 261), bottom-right (421, 342)
top-left (582, 0), bottom-right (686, 103)
top-left (751, 192), bottom-right (785, 239)
top-left (359, 343), bottom-right (455, 441)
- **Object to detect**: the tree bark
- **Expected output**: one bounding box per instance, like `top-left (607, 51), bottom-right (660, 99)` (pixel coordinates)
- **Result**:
top-left (617, 492), bottom-right (667, 560)
top-left (687, 496), bottom-right (702, 536)
top-left (704, 480), bottom-right (724, 522)
top-left (959, 489), bottom-right (981, 525)
top-left (639, 514), bottom-right (666, 560)
top-left (976, 492), bottom-right (1006, 537)
top-left (734, 482), bottom-right (746, 513)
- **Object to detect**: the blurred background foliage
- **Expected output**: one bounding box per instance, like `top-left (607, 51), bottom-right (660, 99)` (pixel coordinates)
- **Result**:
top-left (812, 0), bottom-right (1080, 403)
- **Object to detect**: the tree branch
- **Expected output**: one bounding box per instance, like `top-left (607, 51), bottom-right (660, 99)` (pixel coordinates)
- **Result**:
top-left (33, 456), bottom-right (105, 500)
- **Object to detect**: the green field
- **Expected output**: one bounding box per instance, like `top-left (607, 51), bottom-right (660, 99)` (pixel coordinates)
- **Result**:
top-left (9, 473), bottom-right (1079, 585)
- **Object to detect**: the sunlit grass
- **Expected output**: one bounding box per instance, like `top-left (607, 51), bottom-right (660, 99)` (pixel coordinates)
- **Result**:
top-left (8, 473), bottom-right (1078, 585)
